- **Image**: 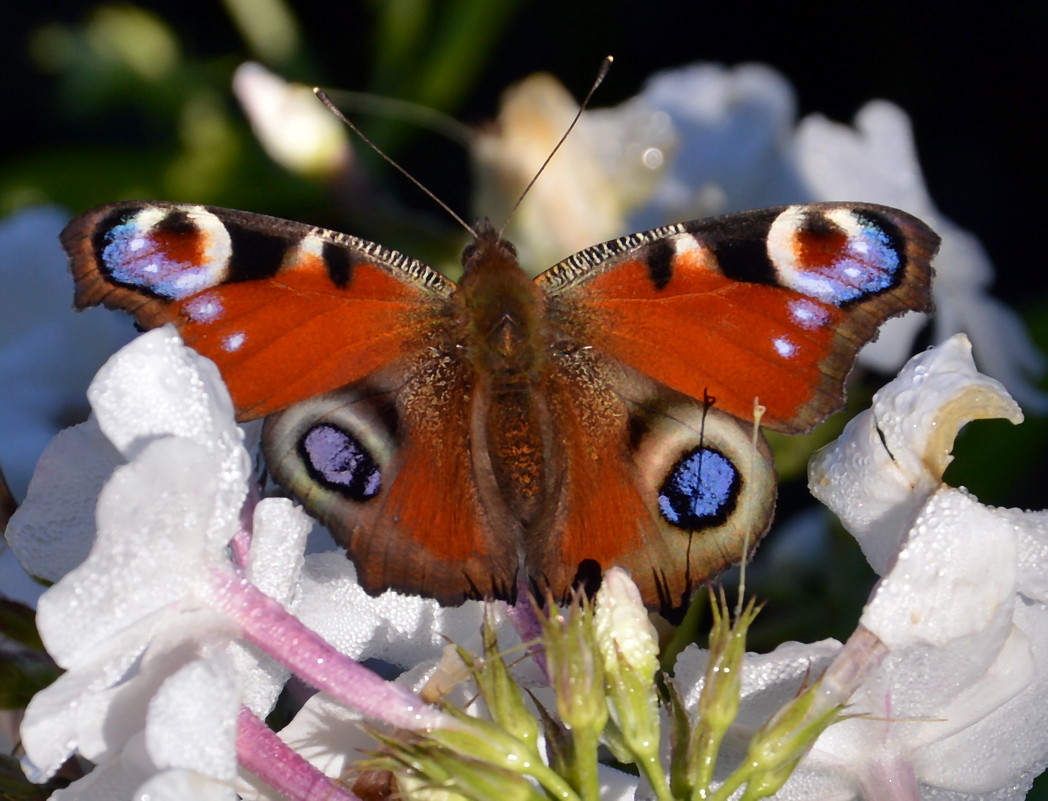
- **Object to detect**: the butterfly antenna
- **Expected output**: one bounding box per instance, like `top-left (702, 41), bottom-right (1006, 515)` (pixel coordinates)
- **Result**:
top-left (497, 55), bottom-right (614, 240)
top-left (314, 87), bottom-right (480, 240)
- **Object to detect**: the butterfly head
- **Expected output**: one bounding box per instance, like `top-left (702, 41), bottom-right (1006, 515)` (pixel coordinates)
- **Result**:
top-left (461, 218), bottom-right (519, 278)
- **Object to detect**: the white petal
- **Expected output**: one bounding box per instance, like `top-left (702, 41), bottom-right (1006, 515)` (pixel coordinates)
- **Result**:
top-left (914, 600), bottom-right (1048, 792)
top-left (294, 552), bottom-right (484, 666)
top-left (271, 692), bottom-right (370, 781)
top-left (856, 310), bottom-right (928, 374)
top-left (6, 419), bottom-right (120, 582)
top-left (872, 335), bottom-right (1020, 484)
top-left (89, 327), bottom-right (247, 471)
top-left (21, 607), bottom-right (236, 781)
top-left (673, 638), bottom-right (841, 721)
top-left (77, 610), bottom-right (236, 765)
top-left (246, 497), bottom-right (311, 602)
top-left (1006, 506), bottom-right (1048, 603)
top-left (146, 655), bottom-right (238, 780)
top-left (233, 62), bottom-right (350, 178)
top-left (598, 763), bottom-right (640, 800)
top-left (225, 641), bottom-right (287, 720)
top-left (20, 628), bottom-right (151, 781)
top-left (35, 437), bottom-right (235, 667)
top-left (133, 769), bottom-right (237, 801)
top-left (794, 100), bottom-right (931, 211)
top-left (48, 751), bottom-right (145, 800)
top-left (472, 73), bottom-right (632, 269)
top-left (808, 407), bottom-right (917, 573)
top-left (810, 335), bottom-right (1023, 574)
top-left (630, 62), bottom-right (801, 227)
top-left (861, 488), bottom-right (1017, 650)
top-left (936, 290), bottom-right (1048, 415)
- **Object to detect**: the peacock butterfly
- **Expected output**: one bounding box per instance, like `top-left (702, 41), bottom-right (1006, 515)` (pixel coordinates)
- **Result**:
top-left (61, 200), bottom-right (937, 613)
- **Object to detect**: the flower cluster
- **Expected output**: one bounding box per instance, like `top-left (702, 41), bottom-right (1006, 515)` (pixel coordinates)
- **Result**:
top-left (8, 328), bottom-right (1046, 800)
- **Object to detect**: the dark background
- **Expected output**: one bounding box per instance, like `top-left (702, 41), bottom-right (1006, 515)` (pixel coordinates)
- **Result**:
top-left (2, 0), bottom-right (1045, 309)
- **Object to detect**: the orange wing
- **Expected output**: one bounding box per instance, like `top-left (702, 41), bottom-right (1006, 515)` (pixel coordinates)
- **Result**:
top-left (63, 201), bottom-right (516, 603)
top-left (540, 203), bottom-right (938, 434)
top-left (62, 201), bottom-right (455, 420)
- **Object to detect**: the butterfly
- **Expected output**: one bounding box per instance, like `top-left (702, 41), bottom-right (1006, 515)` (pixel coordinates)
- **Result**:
top-left (62, 200), bottom-right (937, 614)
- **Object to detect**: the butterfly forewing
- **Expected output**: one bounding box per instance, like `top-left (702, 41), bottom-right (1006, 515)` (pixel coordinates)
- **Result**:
top-left (540, 203), bottom-right (937, 433)
top-left (62, 201), bottom-right (455, 419)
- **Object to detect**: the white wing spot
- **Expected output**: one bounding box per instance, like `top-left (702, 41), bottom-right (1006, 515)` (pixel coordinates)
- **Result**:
top-left (788, 298), bottom-right (830, 331)
top-left (673, 234), bottom-right (704, 257)
top-left (223, 331), bottom-right (247, 352)
top-left (773, 336), bottom-right (797, 359)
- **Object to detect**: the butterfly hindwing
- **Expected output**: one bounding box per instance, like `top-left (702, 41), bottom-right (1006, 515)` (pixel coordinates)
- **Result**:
top-left (540, 202), bottom-right (937, 434)
top-left (530, 348), bottom-right (776, 611)
top-left (62, 201), bottom-right (455, 420)
top-left (261, 356), bottom-right (520, 604)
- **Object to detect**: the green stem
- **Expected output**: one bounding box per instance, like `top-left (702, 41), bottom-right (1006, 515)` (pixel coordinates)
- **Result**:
top-left (690, 720), bottom-right (725, 795)
top-left (705, 769), bottom-right (749, 801)
top-left (635, 747), bottom-right (674, 801)
top-left (527, 760), bottom-right (584, 801)
top-left (570, 725), bottom-right (601, 801)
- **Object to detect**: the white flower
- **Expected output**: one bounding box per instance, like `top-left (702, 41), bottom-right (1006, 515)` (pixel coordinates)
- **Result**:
top-left (232, 62), bottom-right (351, 179)
top-left (676, 336), bottom-right (1048, 799)
top-left (8, 328), bottom-right (462, 800)
top-left (9, 328), bottom-right (302, 789)
top-left (803, 335), bottom-right (1048, 798)
top-left (0, 205), bottom-right (131, 605)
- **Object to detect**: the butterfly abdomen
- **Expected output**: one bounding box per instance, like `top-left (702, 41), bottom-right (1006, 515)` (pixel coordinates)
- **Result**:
top-left (456, 228), bottom-right (564, 534)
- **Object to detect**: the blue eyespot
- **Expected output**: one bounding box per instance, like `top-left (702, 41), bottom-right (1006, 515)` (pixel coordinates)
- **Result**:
top-left (301, 424), bottom-right (381, 501)
top-left (658, 447), bottom-right (739, 529)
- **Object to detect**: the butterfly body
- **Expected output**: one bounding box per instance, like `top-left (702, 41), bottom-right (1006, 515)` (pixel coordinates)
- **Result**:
top-left (62, 200), bottom-right (938, 613)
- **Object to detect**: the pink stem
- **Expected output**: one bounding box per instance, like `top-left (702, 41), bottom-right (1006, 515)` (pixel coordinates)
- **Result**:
top-left (236, 706), bottom-right (360, 801)
top-left (820, 625), bottom-right (889, 707)
top-left (210, 569), bottom-right (453, 731)
top-left (229, 488), bottom-right (260, 569)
